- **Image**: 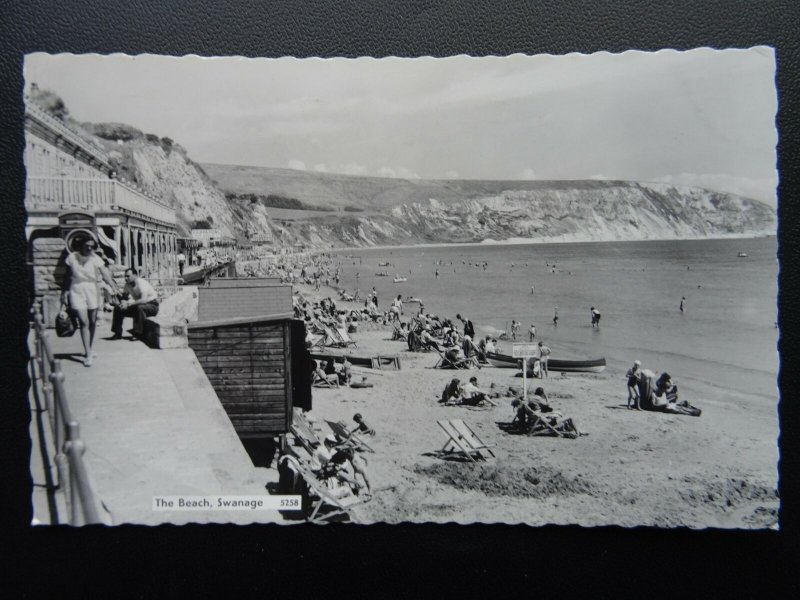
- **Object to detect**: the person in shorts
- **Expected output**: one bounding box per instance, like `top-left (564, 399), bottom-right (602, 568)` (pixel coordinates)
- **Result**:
top-left (626, 360), bottom-right (642, 410)
top-left (62, 236), bottom-right (120, 367)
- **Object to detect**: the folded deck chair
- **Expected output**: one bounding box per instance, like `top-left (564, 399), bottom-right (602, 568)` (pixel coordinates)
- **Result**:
top-left (335, 327), bottom-right (358, 348)
top-left (435, 419), bottom-right (495, 463)
top-left (282, 455), bottom-right (368, 523)
top-left (325, 419), bottom-right (375, 453)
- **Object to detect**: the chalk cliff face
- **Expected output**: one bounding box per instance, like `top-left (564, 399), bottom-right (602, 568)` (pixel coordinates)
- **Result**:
top-left (33, 86), bottom-right (774, 249)
top-left (203, 163), bottom-right (777, 248)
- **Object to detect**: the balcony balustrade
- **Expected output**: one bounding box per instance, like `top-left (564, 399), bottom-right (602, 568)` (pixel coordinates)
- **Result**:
top-left (26, 176), bottom-right (176, 226)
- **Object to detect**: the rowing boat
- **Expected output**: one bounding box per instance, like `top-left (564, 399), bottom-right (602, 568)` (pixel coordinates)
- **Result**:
top-left (485, 351), bottom-right (606, 373)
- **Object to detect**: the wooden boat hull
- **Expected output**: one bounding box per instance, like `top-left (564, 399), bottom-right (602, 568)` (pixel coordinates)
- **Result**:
top-left (485, 352), bottom-right (606, 373)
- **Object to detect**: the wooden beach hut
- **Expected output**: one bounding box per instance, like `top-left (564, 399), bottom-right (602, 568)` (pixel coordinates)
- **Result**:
top-left (187, 280), bottom-right (312, 446)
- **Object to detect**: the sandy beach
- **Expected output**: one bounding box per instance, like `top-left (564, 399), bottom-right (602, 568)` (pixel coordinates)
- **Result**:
top-left (293, 281), bottom-right (779, 528)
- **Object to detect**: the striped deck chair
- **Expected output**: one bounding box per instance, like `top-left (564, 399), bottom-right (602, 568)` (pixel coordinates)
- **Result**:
top-left (281, 455), bottom-right (369, 523)
top-left (317, 325), bottom-right (347, 348)
top-left (335, 327), bottom-right (358, 348)
top-left (325, 419), bottom-right (375, 453)
top-left (290, 408), bottom-right (324, 454)
top-left (435, 419), bottom-right (496, 463)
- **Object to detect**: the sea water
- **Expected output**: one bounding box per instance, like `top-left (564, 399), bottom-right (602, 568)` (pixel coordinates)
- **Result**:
top-left (333, 237), bottom-right (779, 405)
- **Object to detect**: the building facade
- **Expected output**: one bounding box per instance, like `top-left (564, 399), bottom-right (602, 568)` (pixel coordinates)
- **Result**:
top-left (25, 100), bottom-right (179, 318)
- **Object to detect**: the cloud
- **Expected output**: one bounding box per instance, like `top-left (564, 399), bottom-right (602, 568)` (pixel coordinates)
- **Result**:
top-left (520, 168), bottom-right (537, 180)
top-left (313, 163), bottom-right (328, 173)
top-left (444, 170), bottom-right (460, 179)
top-left (288, 159), bottom-right (306, 170)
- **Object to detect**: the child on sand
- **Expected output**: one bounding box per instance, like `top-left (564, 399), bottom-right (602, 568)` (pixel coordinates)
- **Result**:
top-left (626, 360), bottom-right (642, 410)
top-left (348, 413), bottom-right (376, 437)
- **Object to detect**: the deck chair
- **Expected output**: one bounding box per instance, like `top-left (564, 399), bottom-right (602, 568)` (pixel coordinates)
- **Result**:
top-left (407, 330), bottom-right (431, 352)
top-left (282, 455), bottom-right (369, 523)
top-left (325, 419), bottom-right (375, 453)
top-left (433, 349), bottom-right (474, 369)
top-left (525, 410), bottom-right (579, 439)
top-left (435, 419), bottom-right (496, 463)
top-left (335, 327), bottom-right (358, 348)
top-left (313, 369), bottom-right (340, 388)
top-left (391, 321), bottom-right (408, 341)
top-left (317, 325), bottom-right (347, 348)
top-left (290, 408), bottom-right (324, 454)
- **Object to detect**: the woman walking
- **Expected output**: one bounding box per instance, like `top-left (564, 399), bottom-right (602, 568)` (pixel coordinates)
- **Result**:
top-left (62, 235), bottom-right (119, 366)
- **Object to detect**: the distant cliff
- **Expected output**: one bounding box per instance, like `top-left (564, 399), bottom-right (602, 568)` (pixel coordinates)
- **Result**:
top-left (203, 163), bottom-right (776, 248)
top-left (28, 88), bottom-right (775, 250)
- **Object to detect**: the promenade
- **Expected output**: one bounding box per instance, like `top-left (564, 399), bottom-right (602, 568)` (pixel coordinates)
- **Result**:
top-left (29, 314), bottom-right (281, 526)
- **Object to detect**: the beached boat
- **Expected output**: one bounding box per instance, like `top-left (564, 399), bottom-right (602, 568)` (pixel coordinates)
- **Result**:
top-left (393, 276), bottom-right (408, 283)
top-left (485, 351), bottom-right (606, 373)
top-left (404, 297), bottom-right (423, 303)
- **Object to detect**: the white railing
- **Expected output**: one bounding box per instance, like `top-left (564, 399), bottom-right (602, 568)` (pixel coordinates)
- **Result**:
top-left (26, 176), bottom-right (176, 225)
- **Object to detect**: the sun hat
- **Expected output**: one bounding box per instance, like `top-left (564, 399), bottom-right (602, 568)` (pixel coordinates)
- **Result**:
top-left (324, 434), bottom-right (337, 444)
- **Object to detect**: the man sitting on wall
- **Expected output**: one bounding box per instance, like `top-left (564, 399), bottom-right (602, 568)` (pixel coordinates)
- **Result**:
top-left (110, 268), bottom-right (160, 339)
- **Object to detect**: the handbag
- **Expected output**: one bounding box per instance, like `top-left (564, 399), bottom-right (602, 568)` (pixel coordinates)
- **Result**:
top-left (55, 304), bottom-right (76, 337)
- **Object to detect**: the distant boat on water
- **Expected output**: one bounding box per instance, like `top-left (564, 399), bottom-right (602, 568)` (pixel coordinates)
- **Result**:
top-left (376, 271), bottom-right (389, 276)
top-left (378, 261), bottom-right (393, 267)
top-left (738, 252), bottom-right (748, 257)
top-left (393, 276), bottom-right (408, 283)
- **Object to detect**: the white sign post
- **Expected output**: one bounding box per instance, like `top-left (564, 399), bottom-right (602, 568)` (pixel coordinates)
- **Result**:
top-left (512, 343), bottom-right (539, 400)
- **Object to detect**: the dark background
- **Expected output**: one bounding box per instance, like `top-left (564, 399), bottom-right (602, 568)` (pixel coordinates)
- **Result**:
top-left (2, 0), bottom-right (797, 595)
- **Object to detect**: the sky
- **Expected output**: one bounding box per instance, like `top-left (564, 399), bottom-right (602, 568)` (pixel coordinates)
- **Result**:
top-left (24, 49), bottom-right (778, 206)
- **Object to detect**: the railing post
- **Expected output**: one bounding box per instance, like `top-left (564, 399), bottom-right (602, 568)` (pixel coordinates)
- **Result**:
top-left (51, 366), bottom-right (68, 492)
top-left (40, 330), bottom-right (55, 420)
top-left (65, 421), bottom-right (81, 525)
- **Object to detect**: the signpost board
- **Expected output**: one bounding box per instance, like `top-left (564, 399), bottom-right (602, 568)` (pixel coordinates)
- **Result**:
top-left (512, 343), bottom-right (539, 400)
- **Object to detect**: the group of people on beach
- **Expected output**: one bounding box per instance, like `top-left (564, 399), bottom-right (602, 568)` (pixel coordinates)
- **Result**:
top-left (624, 360), bottom-right (701, 416)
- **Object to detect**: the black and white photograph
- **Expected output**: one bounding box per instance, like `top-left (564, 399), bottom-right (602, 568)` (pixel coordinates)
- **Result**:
top-left (23, 49), bottom-right (779, 528)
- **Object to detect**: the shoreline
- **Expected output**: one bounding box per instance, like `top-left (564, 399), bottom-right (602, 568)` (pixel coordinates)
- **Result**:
top-left (320, 232), bottom-right (776, 254)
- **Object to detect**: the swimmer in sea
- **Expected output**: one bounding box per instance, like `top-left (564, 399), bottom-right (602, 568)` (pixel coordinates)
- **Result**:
top-left (553, 308), bottom-right (559, 327)
top-left (680, 296), bottom-right (686, 313)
